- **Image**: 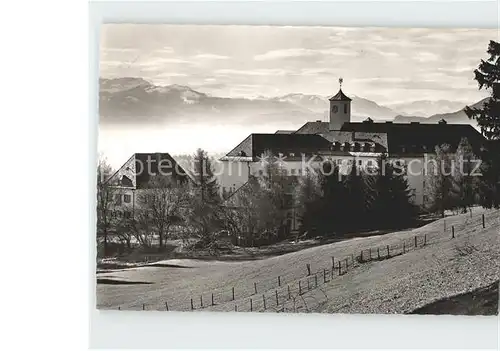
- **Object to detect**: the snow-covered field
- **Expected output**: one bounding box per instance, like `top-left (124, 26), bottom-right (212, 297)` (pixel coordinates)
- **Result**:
top-left (96, 208), bottom-right (500, 314)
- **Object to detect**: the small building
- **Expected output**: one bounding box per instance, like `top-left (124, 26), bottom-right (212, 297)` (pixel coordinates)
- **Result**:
top-left (103, 152), bottom-right (194, 219)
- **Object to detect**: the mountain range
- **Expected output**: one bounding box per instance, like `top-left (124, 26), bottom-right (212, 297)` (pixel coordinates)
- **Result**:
top-left (99, 77), bottom-right (485, 128)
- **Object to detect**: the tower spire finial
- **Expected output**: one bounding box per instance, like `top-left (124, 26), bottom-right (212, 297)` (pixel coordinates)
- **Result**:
top-left (339, 77), bottom-right (343, 88)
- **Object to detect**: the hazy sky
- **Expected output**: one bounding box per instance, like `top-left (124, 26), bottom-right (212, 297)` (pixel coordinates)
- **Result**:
top-left (100, 25), bottom-right (494, 105)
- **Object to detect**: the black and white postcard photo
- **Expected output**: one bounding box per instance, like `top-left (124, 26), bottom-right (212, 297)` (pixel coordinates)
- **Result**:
top-left (96, 25), bottom-right (499, 315)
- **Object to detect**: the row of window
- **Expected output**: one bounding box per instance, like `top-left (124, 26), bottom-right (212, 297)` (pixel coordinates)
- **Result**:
top-left (110, 210), bottom-right (132, 219)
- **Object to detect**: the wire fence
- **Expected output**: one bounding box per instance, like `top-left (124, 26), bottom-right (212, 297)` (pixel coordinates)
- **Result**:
top-left (112, 210), bottom-right (499, 313)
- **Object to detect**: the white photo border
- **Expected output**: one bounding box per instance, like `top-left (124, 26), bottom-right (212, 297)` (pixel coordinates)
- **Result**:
top-left (89, 1), bottom-right (500, 349)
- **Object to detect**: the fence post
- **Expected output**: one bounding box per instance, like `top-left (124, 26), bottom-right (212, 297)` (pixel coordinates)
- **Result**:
top-left (200, 295), bottom-right (203, 307)
top-left (307, 278), bottom-right (310, 290)
top-left (250, 298), bottom-right (253, 312)
top-left (190, 299), bottom-right (194, 310)
top-left (345, 258), bottom-right (348, 269)
top-left (235, 305), bottom-right (237, 312)
top-left (338, 261), bottom-right (342, 275)
top-left (288, 285), bottom-right (291, 300)
top-left (369, 248), bottom-right (372, 260)
top-left (314, 274), bottom-right (318, 288)
top-left (331, 256), bottom-right (335, 269)
top-left (403, 241), bottom-right (405, 253)
top-left (275, 290), bottom-right (279, 306)
top-left (414, 236), bottom-right (417, 248)
top-left (232, 287), bottom-right (235, 301)
top-left (444, 219), bottom-right (446, 232)
top-left (299, 280), bottom-right (302, 295)
top-left (263, 294), bottom-right (266, 309)
top-left (118, 306), bottom-right (121, 310)
top-left (377, 248), bottom-right (380, 259)
top-left (323, 268), bottom-right (327, 283)
top-left (360, 250), bottom-right (363, 262)
top-left (278, 276), bottom-right (281, 287)
top-left (306, 264), bottom-right (311, 276)
top-left (482, 214), bottom-right (485, 228)
top-left (143, 304), bottom-right (145, 310)
top-left (452, 226), bottom-right (455, 239)
top-left (254, 282), bottom-right (257, 294)
top-left (211, 294), bottom-right (214, 306)
top-left (165, 302), bottom-right (169, 311)
top-left (424, 234), bottom-right (427, 246)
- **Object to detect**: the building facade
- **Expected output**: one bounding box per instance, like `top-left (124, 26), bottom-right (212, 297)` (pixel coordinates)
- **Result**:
top-left (218, 85), bottom-right (488, 213)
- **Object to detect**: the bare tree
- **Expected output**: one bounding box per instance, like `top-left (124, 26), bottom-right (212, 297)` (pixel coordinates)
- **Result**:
top-left (453, 137), bottom-right (479, 213)
top-left (96, 156), bottom-right (117, 257)
top-left (138, 176), bottom-right (190, 250)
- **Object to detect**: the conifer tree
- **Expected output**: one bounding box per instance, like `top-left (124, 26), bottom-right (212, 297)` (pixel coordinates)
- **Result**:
top-left (342, 161), bottom-right (368, 230)
top-left (294, 167), bottom-right (322, 235)
top-left (189, 148), bottom-right (223, 251)
top-left (465, 40), bottom-right (500, 140)
top-left (370, 154), bottom-right (416, 228)
top-left (465, 40), bottom-right (500, 208)
top-left (425, 144), bottom-right (456, 217)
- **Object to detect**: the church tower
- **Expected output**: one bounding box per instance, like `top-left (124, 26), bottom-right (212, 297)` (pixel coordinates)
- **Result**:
top-left (329, 78), bottom-right (352, 131)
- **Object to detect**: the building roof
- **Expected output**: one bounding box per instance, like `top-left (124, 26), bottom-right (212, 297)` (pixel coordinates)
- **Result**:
top-left (274, 130), bottom-right (295, 134)
top-left (224, 133), bottom-right (333, 160)
top-left (106, 152), bottom-right (194, 188)
top-left (294, 121), bottom-right (330, 134)
top-left (340, 122), bottom-right (486, 154)
top-left (329, 88), bottom-right (352, 102)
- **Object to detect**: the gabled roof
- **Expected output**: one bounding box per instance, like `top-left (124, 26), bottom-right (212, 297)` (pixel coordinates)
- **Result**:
top-left (340, 122), bottom-right (486, 154)
top-left (329, 88), bottom-right (352, 102)
top-left (294, 121), bottom-right (330, 135)
top-left (223, 133), bottom-right (332, 160)
top-left (106, 152), bottom-right (194, 188)
top-left (274, 130), bottom-right (295, 134)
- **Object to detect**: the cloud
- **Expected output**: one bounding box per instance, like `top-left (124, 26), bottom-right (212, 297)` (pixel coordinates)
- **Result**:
top-left (99, 25), bottom-right (496, 104)
top-left (254, 48), bottom-right (318, 61)
top-left (154, 46), bottom-right (175, 54)
top-left (214, 68), bottom-right (289, 76)
top-left (254, 47), bottom-right (356, 61)
top-left (102, 48), bottom-right (139, 54)
top-left (413, 52), bottom-right (440, 63)
top-left (191, 54), bottom-right (230, 60)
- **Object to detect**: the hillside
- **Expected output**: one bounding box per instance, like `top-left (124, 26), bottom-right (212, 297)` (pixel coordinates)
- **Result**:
top-left (96, 208), bottom-right (500, 314)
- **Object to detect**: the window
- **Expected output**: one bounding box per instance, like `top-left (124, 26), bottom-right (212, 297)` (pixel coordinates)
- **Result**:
top-left (289, 153), bottom-right (295, 157)
top-left (124, 194), bottom-right (131, 203)
top-left (358, 160), bottom-right (363, 166)
top-left (367, 160), bottom-right (373, 167)
top-left (290, 169), bottom-right (296, 175)
top-left (298, 169), bottom-right (302, 175)
top-left (114, 194), bottom-right (122, 205)
top-left (344, 104), bottom-right (348, 114)
top-left (259, 170), bottom-right (264, 176)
